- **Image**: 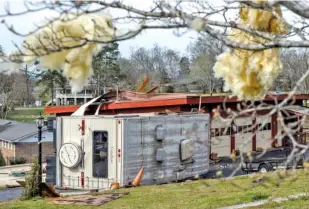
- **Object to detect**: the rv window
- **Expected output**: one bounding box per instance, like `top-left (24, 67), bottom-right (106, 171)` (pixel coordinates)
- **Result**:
top-left (93, 131), bottom-right (108, 178)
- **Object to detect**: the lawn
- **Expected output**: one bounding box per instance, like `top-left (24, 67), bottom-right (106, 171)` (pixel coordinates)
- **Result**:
top-left (6, 107), bottom-right (50, 123)
top-left (2, 170), bottom-right (309, 209)
top-left (248, 196), bottom-right (309, 208)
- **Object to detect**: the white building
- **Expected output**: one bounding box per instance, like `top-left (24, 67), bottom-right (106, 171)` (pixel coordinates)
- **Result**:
top-left (55, 85), bottom-right (104, 106)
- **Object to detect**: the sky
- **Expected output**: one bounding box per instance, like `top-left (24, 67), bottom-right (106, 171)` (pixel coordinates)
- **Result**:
top-left (0, 0), bottom-right (301, 59)
top-left (0, 0), bottom-right (200, 58)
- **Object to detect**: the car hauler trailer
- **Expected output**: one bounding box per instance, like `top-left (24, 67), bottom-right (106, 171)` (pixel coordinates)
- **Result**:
top-left (55, 113), bottom-right (210, 190)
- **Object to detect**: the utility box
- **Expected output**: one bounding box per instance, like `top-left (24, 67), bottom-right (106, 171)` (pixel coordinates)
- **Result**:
top-left (55, 113), bottom-right (210, 190)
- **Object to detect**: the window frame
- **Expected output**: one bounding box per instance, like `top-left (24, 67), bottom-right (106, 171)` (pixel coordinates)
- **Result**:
top-left (92, 130), bottom-right (109, 178)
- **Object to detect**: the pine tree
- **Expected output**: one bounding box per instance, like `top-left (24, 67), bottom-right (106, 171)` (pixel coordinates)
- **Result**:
top-left (92, 43), bottom-right (125, 95)
top-left (36, 69), bottom-right (67, 105)
top-left (179, 57), bottom-right (190, 78)
top-left (0, 45), bottom-right (4, 57)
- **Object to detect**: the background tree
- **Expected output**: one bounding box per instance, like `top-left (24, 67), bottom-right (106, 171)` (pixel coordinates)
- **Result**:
top-left (273, 49), bottom-right (309, 93)
top-left (92, 42), bottom-right (125, 96)
top-left (188, 35), bottom-right (225, 94)
top-left (20, 63), bottom-right (40, 106)
top-left (127, 45), bottom-right (181, 92)
top-left (35, 69), bottom-right (67, 105)
top-left (0, 73), bottom-right (18, 118)
top-left (179, 57), bottom-right (190, 79)
top-left (176, 56), bottom-right (191, 93)
top-left (118, 57), bottom-right (137, 90)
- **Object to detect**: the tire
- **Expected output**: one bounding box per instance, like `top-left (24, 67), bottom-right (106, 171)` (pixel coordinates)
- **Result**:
top-left (258, 164), bottom-right (270, 173)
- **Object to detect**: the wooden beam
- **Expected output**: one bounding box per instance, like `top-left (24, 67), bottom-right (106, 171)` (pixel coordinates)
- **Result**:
top-left (137, 76), bottom-right (150, 92)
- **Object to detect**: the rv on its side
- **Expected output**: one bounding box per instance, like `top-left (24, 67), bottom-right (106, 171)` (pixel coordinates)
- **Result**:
top-left (55, 113), bottom-right (210, 190)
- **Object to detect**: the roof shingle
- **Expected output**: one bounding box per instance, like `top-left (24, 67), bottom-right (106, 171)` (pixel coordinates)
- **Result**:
top-left (0, 119), bottom-right (38, 142)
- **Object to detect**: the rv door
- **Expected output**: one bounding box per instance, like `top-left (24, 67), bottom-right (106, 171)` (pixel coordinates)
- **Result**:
top-left (89, 118), bottom-right (118, 188)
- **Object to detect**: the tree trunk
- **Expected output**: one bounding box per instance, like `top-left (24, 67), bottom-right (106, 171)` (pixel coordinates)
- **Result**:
top-left (96, 75), bottom-right (100, 97)
top-left (51, 80), bottom-right (54, 106)
top-left (26, 72), bottom-right (30, 106)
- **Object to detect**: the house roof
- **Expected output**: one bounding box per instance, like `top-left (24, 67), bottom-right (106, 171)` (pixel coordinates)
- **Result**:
top-left (0, 119), bottom-right (48, 142)
top-left (17, 131), bottom-right (53, 143)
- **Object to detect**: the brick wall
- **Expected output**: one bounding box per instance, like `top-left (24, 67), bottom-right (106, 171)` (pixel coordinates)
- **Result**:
top-left (0, 140), bottom-right (15, 165)
top-left (0, 147), bottom-right (15, 165)
top-left (15, 142), bottom-right (55, 163)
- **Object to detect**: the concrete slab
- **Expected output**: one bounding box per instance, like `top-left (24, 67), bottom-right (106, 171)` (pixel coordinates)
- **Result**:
top-left (0, 173), bottom-right (46, 187)
top-left (0, 174), bottom-right (25, 187)
top-left (0, 164), bottom-right (31, 174)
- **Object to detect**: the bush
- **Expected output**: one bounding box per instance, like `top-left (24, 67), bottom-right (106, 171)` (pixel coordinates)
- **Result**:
top-left (9, 157), bottom-right (26, 165)
top-left (0, 150), bottom-right (5, 166)
top-left (22, 157), bottom-right (40, 198)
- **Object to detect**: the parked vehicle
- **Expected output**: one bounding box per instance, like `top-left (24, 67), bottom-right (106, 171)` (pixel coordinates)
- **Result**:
top-left (54, 113), bottom-right (210, 190)
top-left (241, 147), bottom-right (309, 173)
top-left (204, 157), bottom-right (245, 178)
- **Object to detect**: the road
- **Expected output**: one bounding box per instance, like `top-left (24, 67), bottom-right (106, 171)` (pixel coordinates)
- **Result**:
top-left (0, 188), bottom-right (23, 201)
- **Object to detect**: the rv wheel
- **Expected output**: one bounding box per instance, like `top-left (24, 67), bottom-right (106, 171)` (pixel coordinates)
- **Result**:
top-left (258, 164), bottom-right (270, 173)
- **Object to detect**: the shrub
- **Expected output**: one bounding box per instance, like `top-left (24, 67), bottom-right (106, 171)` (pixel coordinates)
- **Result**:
top-left (0, 150), bottom-right (5, 166)
top-left (22, 157), bottom-right (40, 198)
top-left (9, 157), bottom-right (27, 165)
top-left (15, 157), bottom-right (27, 164)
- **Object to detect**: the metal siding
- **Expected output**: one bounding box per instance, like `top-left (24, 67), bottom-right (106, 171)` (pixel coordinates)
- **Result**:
top-left (235, 117), bottom-right (253, 153)
top-left (59, 116), bottom-right (118, 189)
top-left (122, 114), bottom-right (209, 186)
top-left (56, 117), bottom-right (62, 187)
top-left (256, 115), bottom-right (272, 150)
top-left (46, 156), bottom-right (56, 185)
top-left (59, 114), bottom-right (209, 189)
top-left (211, 136), bottom-right (230, 157)
top-left (210, 117), bottom-right (232, 157)
top-left (61, 117), bottom-right (82, 188)
top-left (235, 133), bottom-right (253, 153)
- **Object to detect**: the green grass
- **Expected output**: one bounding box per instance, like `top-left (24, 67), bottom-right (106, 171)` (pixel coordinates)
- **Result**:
top-left (6, 107), bottom-right (50, 123)
top-left (0, 186), bottom-right (6, 190)
top-left (248, 196), bottom-right (309, 208)
top-left (2, 170), bottom-right (309, 209)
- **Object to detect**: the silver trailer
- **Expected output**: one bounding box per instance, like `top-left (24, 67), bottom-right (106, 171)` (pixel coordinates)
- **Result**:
top-left (55, 113), bottom-right (210, 190)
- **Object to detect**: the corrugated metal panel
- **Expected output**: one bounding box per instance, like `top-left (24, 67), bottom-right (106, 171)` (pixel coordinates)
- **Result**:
top-left (46, 156), bottom-right (56, 185)
top-left (122, 114), bottom-right (209, 185)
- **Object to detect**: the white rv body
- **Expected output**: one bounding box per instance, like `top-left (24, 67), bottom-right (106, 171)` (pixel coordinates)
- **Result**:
top-left (56, 113), bottom-right (210, 190)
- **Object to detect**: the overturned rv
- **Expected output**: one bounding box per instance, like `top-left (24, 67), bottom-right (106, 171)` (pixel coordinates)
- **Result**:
top-left (55, 113), bottom-right (210, 190)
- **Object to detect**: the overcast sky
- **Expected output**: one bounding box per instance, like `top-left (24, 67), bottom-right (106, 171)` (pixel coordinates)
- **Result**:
top-left (0, 0), bottom-right (300, 59)
top-left (0, 0), bottom-right (200, 58)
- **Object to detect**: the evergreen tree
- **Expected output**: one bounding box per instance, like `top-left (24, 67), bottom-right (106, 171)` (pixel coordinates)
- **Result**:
top-left (0, 45), bottom-right (4, 57)
top-left (179, 56), bottom-right (190, 78)
top-left (36, 69), bottom-right (67, 105)
top-left (22, 157), bottom-right (40, 198)
top-left (92, 42), bottom-right (125, 96)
